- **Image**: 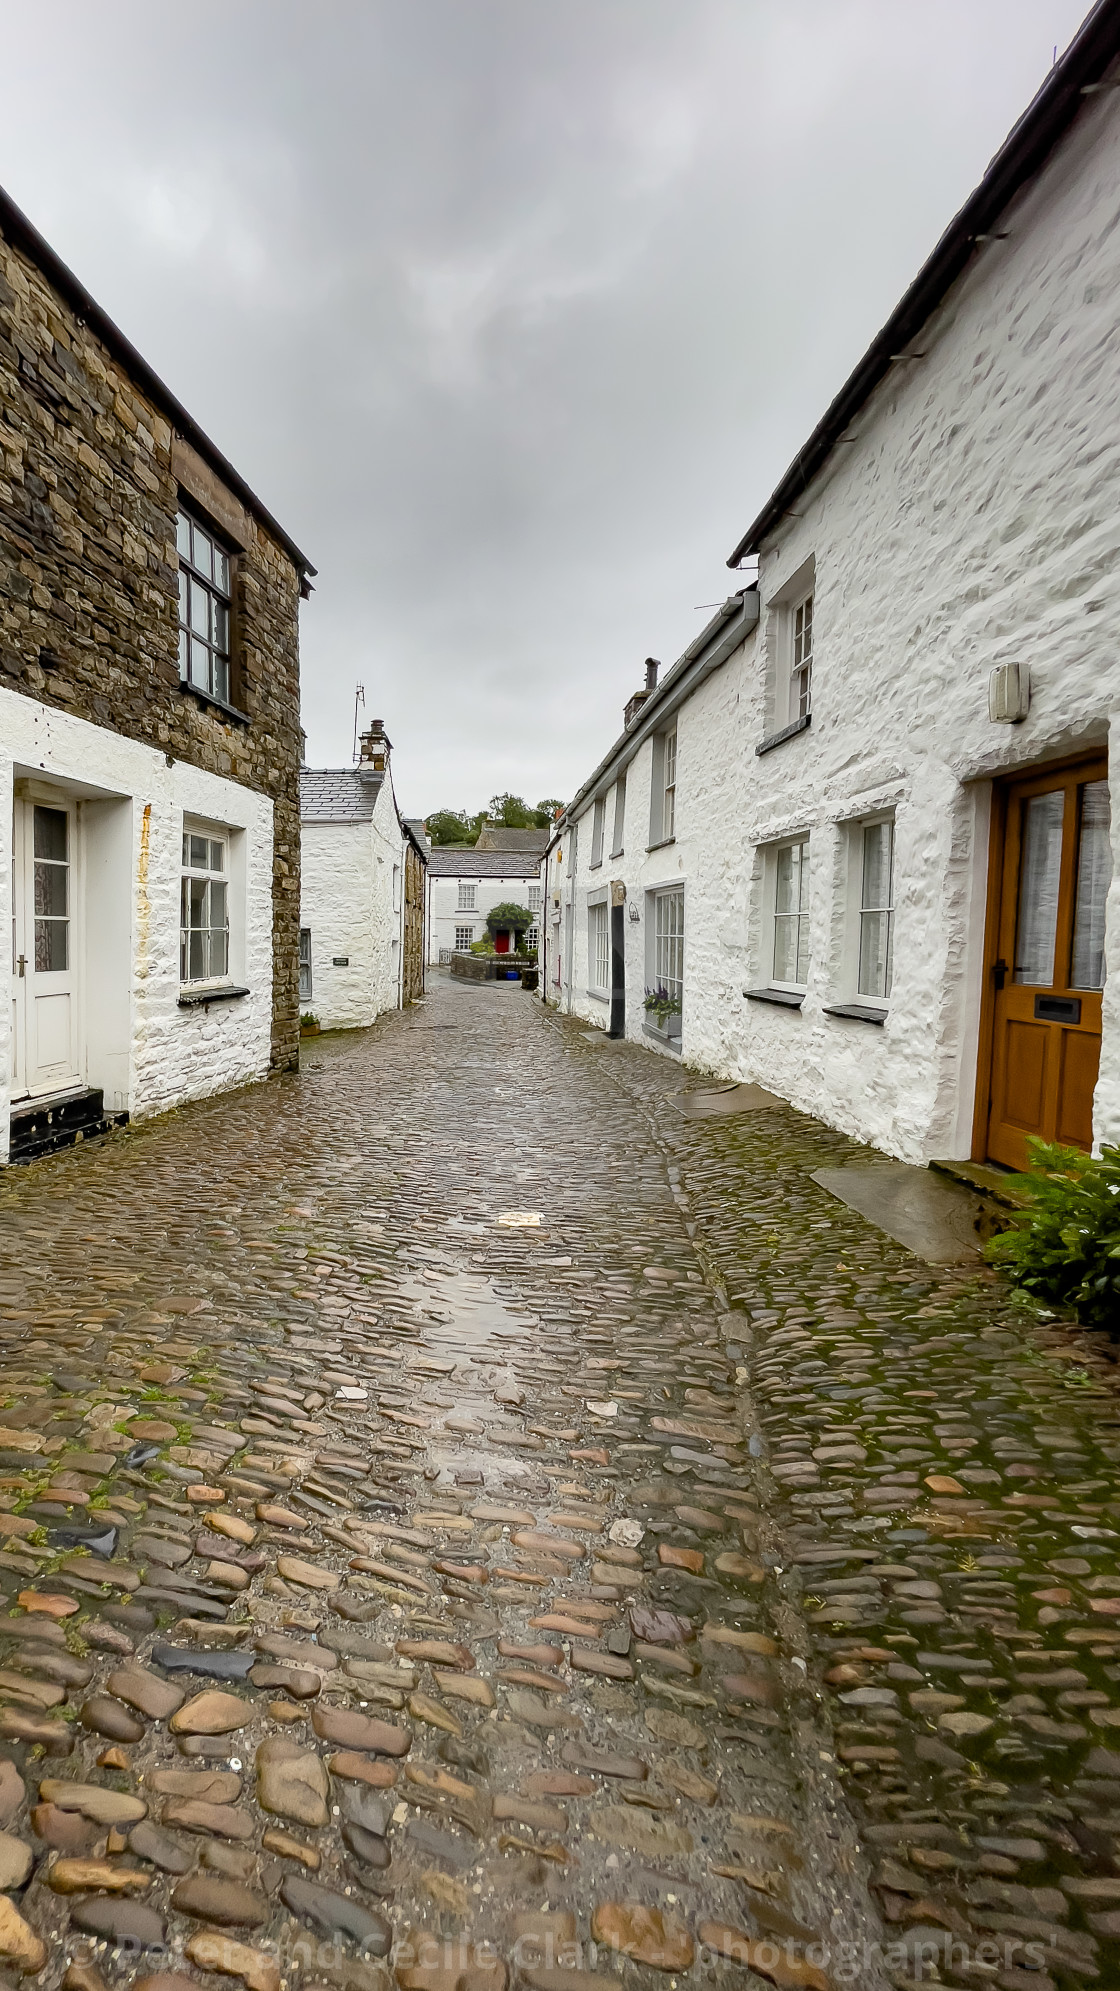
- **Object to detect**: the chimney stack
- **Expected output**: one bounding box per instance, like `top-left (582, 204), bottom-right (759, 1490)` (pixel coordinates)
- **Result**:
top-left (358, 720), bottom-right (391, 774)
top-left (624, 659), bottom-right (661, 729)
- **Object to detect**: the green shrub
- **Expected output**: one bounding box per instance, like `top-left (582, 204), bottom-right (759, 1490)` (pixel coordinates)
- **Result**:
top-left (469, 939), bottom-right (495, 955)
top-left (984, 1139), bottom-right (1120, 1327)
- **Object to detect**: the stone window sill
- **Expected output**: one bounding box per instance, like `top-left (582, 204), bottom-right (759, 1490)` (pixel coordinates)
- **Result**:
top-left (755, 714), bottom-right (811, 757)
top-left (823, 1002), bottom-right (887, 1025)
top-left (179, 680), bottom-right (251, 726)
top-left (178, 983), bottom-right (251, 1008)
top-left (744, 986), bottom-right (804, 1009)
top-left (645, 836), bottom-right (676, 853)
top-left (585, 989), bottom-right (610, 1004)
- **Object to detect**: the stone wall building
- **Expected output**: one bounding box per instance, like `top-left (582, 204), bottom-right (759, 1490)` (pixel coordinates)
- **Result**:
top-left (299, 723), bottom-right (426, 1028)
top-left (546, 1), bottom-right (1120, 1169)
top-left (0, 186), bottom-right (312, 1162)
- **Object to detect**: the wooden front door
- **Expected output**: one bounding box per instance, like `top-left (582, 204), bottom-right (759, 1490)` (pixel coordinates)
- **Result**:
top-left (982, 756), bottom-right (1110, 1169)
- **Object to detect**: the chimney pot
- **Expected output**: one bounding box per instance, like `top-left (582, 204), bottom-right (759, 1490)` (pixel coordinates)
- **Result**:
top-left (645, 658), bottom-right (660, 690)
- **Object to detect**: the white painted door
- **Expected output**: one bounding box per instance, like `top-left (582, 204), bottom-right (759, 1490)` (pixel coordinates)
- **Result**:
top-left (11, 797), bottom-right (81, 1100)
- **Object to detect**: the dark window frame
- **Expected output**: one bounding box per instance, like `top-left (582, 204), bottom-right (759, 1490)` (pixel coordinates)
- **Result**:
top-left (176, 503), bottom-right (239, 709)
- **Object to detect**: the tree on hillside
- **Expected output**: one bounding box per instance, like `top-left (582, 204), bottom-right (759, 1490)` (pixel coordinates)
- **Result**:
top-left (488, 793), bottom-right (536, 828)
top-left (536, 798), bottom-right (564, 821)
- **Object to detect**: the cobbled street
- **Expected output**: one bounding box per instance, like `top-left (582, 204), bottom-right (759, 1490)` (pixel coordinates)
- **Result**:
top-left (0, 979), bottom-right (1118, 1991)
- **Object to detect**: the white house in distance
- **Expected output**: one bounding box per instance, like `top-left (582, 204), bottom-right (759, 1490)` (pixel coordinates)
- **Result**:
top-left (545, 2), bottom-right (1120, 1172)
top-left (299, 722), bottom-right (427, 1028)
top-left (427, 831), bottom-right (546, 965)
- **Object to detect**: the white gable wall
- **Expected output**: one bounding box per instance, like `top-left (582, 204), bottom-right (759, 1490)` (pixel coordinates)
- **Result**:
top-left (300, 778), bottom-right (403, 1029)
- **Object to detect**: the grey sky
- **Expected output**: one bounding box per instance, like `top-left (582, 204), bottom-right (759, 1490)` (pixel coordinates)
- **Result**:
top-left (2, 1), bottom-right (1090, 817)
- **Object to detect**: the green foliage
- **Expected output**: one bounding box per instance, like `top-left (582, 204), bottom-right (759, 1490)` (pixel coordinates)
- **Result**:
top-left (425, 809), bottom-right (479, 846)
top-left (488, 793), bottom-right (536, 828)
top-left (536, 798), bottom-right (564, 822)
top-left (300, 1013), bottom-right (319, 1030)
top-left (984, 1139), bottom-right (1120, 1327)
top-left (643, 983), bottom-right (682, 1025)
top-left (486, 902), bottom-right (533, 932)
top-left (469, 938), bottom-right (496, 955)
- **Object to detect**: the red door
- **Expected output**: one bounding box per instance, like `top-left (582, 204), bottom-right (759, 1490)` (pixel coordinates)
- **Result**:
top-left (494, 930), bottom-right (510, 954)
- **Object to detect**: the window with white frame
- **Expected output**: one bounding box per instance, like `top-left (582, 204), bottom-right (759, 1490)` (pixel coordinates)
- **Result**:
top-left (771, 838), bottom-right (810, 989)
top-left (454, 924), bottom-right (474, 952)
top-left (177, 509), bottom-right (232, 705)
top-left (527, 884), bottom-right (542, 914)
top-left (650, 728), bottom-right (677, 845)
top-left (181, 828), bottom-right (229, 982)
top-left (457, 882), bottom-right (477, 911)
top-left (610, 775), bottom-right (626, 857)
top-left (653, 889), bottom-right (684, 1009)
top-left (588, 901), bottom-right (609, 993)
top-left (790, 592), bottom-right (813, 721)
top-left (857, 818), bottom-right (894, 1000)
top-left (299, 928), bottom-right (313, 1002)
top-left (526, 924), bottom-right (539, 953)
top-left (663, 728), bottom-right (677, 840)
top-left (590, 797), bottom-right (606, 868)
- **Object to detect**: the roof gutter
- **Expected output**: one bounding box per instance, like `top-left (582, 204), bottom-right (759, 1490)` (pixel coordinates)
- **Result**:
top-left (561, 588), bottom-right (759, 825)
top-left (726, 0), bottom-right (1120, 567)
top-left (0, 186), bottom-right (315, 579)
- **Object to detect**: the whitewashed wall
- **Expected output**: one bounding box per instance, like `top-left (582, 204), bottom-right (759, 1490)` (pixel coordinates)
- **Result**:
top-left (554, 86), bottom-right (1120, 1163)
top-left (0, 687), bottom-right (275, 1161)
top-left (300, 782), bottom-right (402, 1029)
top-left (428, 874), bottom-right (540, 963)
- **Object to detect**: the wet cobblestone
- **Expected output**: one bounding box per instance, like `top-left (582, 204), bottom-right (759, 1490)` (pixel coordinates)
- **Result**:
top-left (0, 981), bottom-right (1114, 1990)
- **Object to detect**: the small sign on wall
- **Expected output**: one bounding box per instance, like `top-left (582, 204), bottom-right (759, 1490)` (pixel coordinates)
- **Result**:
top-left (332, 956), bottom-right (350, 966)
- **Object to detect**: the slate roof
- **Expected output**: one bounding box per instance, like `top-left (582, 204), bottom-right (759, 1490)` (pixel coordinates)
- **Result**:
top-left (300, 768), bottom-right (383, 822)
top-left (403, 818), bottom-right (432, 860)
top-left (474, 826), bottom-right (550, 854)
top-left (426, 847), bottom-right (543, 879)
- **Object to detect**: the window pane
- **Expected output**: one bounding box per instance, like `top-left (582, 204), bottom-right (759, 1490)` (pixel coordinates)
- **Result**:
top-left (861, 821), bottom-right (893, 912)
top-left (209, 840), bottom-right (225, 872)
top-left (191, 524), bottom-right (212, 578)
top-left (176, 512), bottom-right (192, 560)
top-left (773, 916), bottom-right (798, 985)
top-left (35, 918), bottom-right (67, 972)
top-left (210, 925), bottom-right (229, 978)
top-left (189, 577), bottom-right (209, 637)
top-left (1014, 790), bottom-right (1064, 985)
top-left (1071, 780), bottom-right (1111, 990)
top-left (178, 626), bottom-right (190, 676)
top-left (189, 637), bottom-right (209, 688)
top-left (188, 927), bottom-right (206, 979)
top-left (212, 600), bottom-right (229, 655)
top-left (34, 861), bottom-right (67, 919)
top-left (210, 880), bottom-right (228, 932)
top-left (213, 655), bottom-right (230, 705)
top-left (178, 569), bottom-right (189, 622)
top-left (186, 834), bottom-right (207, 869)
top-left (33, 807), bottom-right (67, 863)
top-left (213, 546), bottom-right (230, 594)
top-left (189, 876), bottom-right (208, 927)
top-left (858, 909), bottom-right (892, 999)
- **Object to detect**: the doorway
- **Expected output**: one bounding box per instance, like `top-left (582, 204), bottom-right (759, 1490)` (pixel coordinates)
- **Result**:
top-left (979, 755), bottom-right (1109, 1169)
top-left (609, 901), bottom-right (625, 1038)
top-left (11, 794), bottom-right (82, 1102)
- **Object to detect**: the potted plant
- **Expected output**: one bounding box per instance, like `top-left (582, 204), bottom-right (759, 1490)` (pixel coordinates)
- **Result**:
top-left (300, 1012), bottom-right (320, 1036)
top-left (644, 984), bottom-right (682, 1042)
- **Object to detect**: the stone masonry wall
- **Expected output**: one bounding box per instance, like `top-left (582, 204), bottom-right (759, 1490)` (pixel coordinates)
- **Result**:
top-left (0, 217), bottom-right (305, 1074)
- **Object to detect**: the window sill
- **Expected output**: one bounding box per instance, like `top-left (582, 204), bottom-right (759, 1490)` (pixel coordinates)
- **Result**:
top-left (643, 1023), bottom-right (681, 1053)
top-left (822, 1002), bottom-right (887, 1026)
top-left (645, 836), bottom-right (676, 854)
top-left (588, 859), bottom-right (603, 872)
top-left (178, 983), bottom-right (251, 1008)
top-left (755, 713), bottom-right (811, 757)
top-left (585, 988), bottom-right (610, 1005)
top-left (608, 847), bottom-right (624, 861)
top-left (179, 680), bottom-right (250, 726)
top-left (744, 986), bottom-right (804, 1009)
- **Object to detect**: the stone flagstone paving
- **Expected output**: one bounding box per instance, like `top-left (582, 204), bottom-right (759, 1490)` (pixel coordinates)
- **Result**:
top-left (0, 978), bottom-right (1115, 1990)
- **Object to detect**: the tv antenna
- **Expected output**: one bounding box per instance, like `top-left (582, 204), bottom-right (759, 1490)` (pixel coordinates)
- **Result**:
top-left (352, 683), bottom-right (366, 762)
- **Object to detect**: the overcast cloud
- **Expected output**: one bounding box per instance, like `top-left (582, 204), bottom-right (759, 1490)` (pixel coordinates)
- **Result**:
top-left (1, 1), bottom-right (1091, 817)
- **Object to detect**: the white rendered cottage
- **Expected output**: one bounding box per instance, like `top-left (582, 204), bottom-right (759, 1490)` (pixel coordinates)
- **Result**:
top-left (299, 724), bottom-right (426, 1029)
top-left (548, 0), bottom-right (1120, 1170)
top-left (426, 839), bottom-right (545, 965)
